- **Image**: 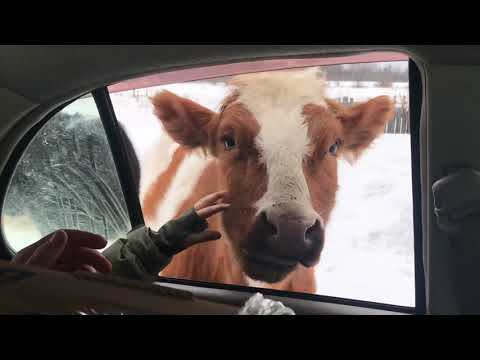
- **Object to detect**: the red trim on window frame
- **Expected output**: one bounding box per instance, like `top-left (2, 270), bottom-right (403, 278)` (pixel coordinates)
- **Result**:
top-left (107, 52), bottom-right (408, 93)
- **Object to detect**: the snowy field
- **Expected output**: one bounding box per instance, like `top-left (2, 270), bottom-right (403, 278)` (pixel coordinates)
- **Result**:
top-left (318, 134), bottom-right (414, 306)
top-left (2, 79), bottom-right (414, 307)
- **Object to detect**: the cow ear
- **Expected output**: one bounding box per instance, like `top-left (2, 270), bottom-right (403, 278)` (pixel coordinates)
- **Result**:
top-left (331, 96), bottom-right (395, 162)
top-left (150, 90), bottom-right (216, 148)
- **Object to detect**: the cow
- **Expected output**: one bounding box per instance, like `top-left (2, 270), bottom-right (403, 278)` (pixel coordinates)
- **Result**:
top-left (141, 68), bottom-right (395, 293)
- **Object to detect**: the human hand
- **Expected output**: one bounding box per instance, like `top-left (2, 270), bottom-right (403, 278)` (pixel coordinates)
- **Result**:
top-left (194, 190), bottom-right (230, 219)
top-left (180, 191), bottom-right (230, 248)
top-left (12, 229), bottom-right (112, 273)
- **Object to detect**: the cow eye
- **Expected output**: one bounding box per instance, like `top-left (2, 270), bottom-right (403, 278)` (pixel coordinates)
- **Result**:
top-left (223, 136), bottom-right (236, 151)
top-left (329, 139), bottom-right (342, 156)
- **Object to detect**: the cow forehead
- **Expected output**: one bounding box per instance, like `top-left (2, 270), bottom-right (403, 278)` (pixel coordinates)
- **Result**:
top-left (231, 68), bottom-right (327, 116)
top-left (231, 69), bottom-right (328, 154)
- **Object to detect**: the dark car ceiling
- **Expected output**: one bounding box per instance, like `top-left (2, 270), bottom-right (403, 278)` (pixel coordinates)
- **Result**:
top-left (0, 45), bottom-right (478, 104)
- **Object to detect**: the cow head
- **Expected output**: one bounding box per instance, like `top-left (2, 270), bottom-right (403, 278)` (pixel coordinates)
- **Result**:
top-left (151, 69), bottom-right (395, 284)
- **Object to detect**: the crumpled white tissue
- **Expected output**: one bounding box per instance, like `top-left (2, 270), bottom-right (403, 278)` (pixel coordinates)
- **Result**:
top-left (238, 292), bottom-right (295, 315)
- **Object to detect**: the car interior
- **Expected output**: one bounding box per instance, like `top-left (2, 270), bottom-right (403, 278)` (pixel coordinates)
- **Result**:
top-left (0, 45), bottom-right (479, 315)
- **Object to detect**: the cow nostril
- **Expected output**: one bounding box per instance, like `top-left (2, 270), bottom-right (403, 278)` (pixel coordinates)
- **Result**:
top-left (305, 220), bottom-right (321, 239)
top-left (261, 211), bottom-right (278, 235)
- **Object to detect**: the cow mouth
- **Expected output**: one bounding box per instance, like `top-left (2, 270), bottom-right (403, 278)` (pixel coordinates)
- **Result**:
top-left (240, 249), bottom-right (297, 283)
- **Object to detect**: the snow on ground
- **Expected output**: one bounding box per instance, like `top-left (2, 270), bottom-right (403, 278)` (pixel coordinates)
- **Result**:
top-left (317, 134), bottom-right (414, 306)
top-left (2, 79), bottom-right (414, 307)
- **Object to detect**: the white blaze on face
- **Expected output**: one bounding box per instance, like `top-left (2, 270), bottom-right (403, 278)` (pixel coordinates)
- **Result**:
top-left (231, 68), bottom-right (328, 220)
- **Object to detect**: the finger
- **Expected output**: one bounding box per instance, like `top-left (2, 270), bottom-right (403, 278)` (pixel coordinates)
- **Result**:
top-left (53, 263), bottom-right (97, 273)
top-left (13, 230), bottom-right (65, 264)
top-left (26, 230), bottom-right (68, 268)
top-left (79, 264), bottom-right (97, 273)
top-left (183, 230), bottom-right (222, 248)
top-left (196, 203), bottom-right (230, 219)
top-left (14, 229), bottom-right (108, 265)
top-left (194, 191), bottom-right (229, 210)
top-left (60, 229), bottom-right (108, 250)
top-left (61, 247), bottom-right (112, 274)
top-left (12, 247), bottom-right (36, 265)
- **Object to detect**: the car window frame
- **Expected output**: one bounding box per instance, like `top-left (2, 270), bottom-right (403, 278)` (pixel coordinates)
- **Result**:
top-left (106, 54), bottom-right (424, 314)
top-left (92, 88), bottom-right (144, 229)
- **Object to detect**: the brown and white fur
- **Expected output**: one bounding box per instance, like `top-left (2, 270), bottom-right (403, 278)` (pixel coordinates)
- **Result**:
top-left (142, 68), bottom-right (395, 293)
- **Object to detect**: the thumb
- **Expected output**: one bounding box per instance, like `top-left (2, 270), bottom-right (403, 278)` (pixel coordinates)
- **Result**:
top-left (182, 230), bottom-right (222, 249)
top-left (26, 230), bottom-right (68, 269)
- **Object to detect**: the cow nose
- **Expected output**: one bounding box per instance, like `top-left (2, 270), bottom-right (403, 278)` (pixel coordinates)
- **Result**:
top-left (260, 211), bottom-right (278, 235)
top-left (258, 211), bottom-right (324, 267)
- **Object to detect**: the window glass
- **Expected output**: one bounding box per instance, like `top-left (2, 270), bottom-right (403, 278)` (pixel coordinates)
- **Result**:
top-left (2, 95), bottom-right (131, 252)
top-left (110, 57), bottom-right (414, 307)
